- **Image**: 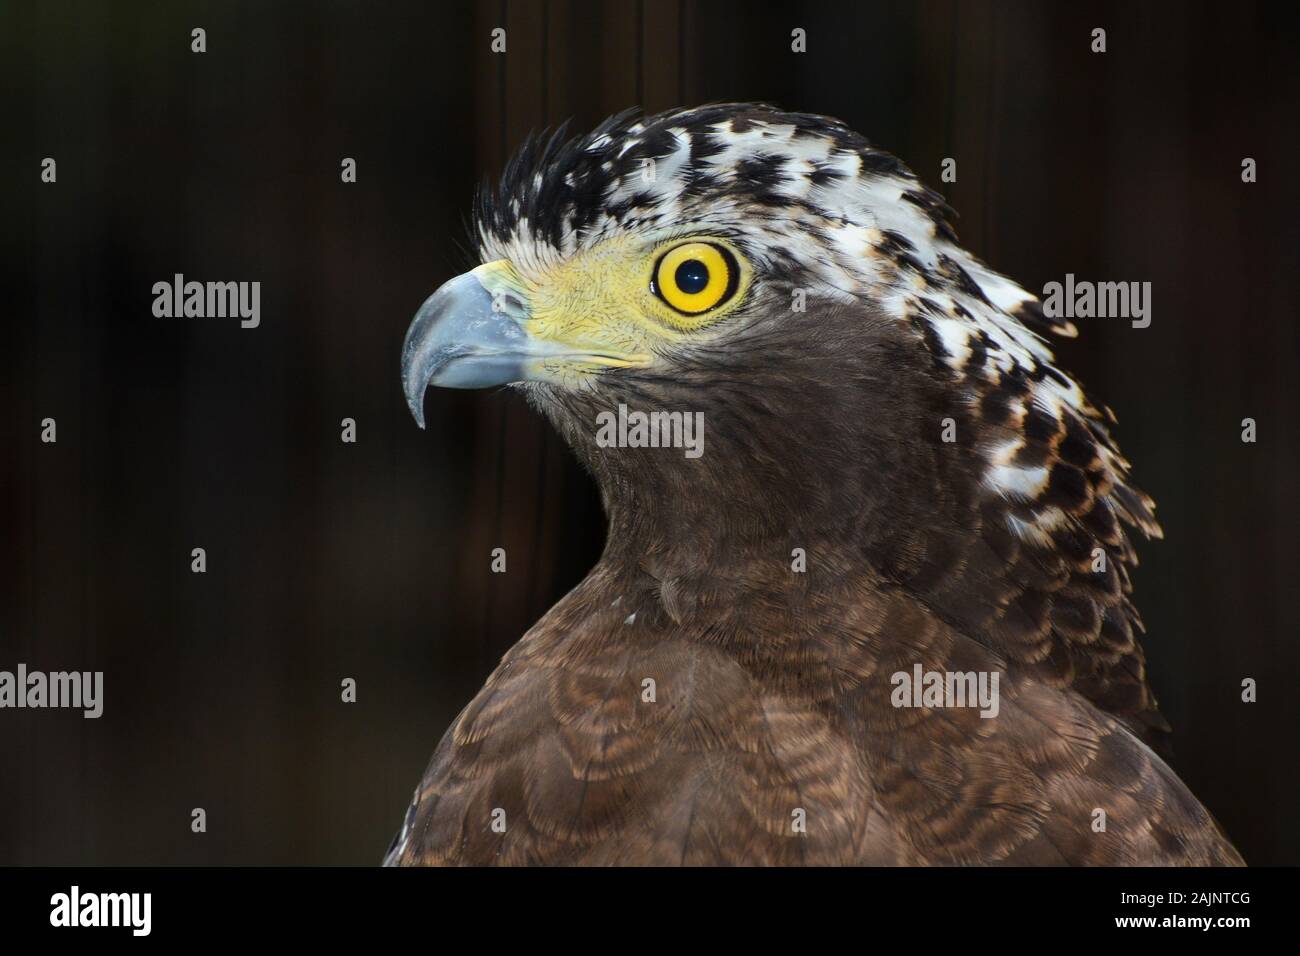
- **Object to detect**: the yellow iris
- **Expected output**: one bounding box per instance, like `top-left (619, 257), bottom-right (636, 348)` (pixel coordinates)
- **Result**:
top-left (653, 242), bottom-right (736, 315)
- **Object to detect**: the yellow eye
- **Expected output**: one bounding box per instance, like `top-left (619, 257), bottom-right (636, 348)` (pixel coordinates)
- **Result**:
top-left (652, 242), bottom-right (738, 315)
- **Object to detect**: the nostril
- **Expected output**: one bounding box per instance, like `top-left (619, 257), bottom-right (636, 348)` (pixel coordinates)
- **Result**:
top-left (492, 290), bottom-right (529, 316)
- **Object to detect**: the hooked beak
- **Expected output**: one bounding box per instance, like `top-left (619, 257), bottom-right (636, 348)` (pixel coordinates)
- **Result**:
top-left (401, 261), bottom-right (562, 428)
top-left (401, 259), bottom-right (647, 428)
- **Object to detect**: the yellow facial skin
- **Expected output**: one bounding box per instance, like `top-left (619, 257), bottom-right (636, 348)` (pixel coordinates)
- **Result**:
top-left (484, 234), bottom-right (752, 388)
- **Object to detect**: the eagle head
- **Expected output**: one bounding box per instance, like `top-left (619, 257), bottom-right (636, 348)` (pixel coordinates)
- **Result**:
top-left (401, 103), bottom-right (1165, 740)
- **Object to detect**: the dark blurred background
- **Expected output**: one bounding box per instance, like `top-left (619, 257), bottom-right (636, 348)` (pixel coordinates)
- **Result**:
top-left (1, 0), bottom-right (1296, 865)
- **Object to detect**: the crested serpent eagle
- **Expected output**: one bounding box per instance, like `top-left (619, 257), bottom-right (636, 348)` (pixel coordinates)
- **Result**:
top-left (390, 104), bottom-right (1242, 866)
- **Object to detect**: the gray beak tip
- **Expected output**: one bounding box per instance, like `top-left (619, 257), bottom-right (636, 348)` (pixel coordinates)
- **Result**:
top-left (401, 357), bottom-right (429, 429)
top-left (402, 358), bottom-right (430, 430)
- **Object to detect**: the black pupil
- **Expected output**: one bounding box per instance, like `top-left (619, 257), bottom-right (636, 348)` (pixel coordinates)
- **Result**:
top-left (674, 259), bottom-right (710, 294)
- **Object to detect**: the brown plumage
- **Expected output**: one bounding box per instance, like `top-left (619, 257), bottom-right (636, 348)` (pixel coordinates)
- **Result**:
top-left (391, 105), bottom-right (1242, 865)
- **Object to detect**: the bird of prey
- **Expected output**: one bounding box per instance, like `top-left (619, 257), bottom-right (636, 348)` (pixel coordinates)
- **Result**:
top-left (391, 104), bottom-right (1242, 866)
